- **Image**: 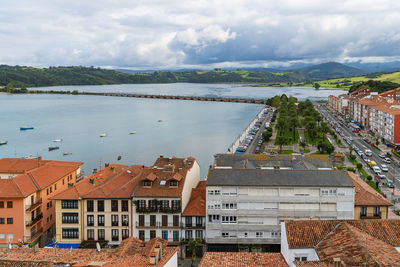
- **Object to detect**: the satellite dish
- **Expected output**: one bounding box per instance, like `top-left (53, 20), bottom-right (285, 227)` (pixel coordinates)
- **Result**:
top-left (96, 242), bottom-right (101, 253)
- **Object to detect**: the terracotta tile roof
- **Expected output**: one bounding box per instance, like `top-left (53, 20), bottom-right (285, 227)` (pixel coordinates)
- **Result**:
top-left (51, 164), bottom-right (140, 200)
top-left (199, 252), bottom-right (288, 267)
top-left (285, 219), bottom-right (400, 249)
top-left (294, 261), bottom-right (338, 267)
top-left (182, 181), bottom-right (206, 216)
top-left (348, 172), bottom-right (392, 206)
top-left (0, 158), bottom-right (49, 174)
top-left (0, 237), bottom-right (177, 267)
top-left (315, 223), bottom-right (400, 266)
top-left (0, 179), bottom-right (24, 198)
top-left (370, 103), bottom-right (400, 115)
top-left (133, 156), bottom-right (198, 198)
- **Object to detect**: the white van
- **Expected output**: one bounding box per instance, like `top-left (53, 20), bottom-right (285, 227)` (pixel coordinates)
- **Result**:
top-left (365, 149), bottom-right (372, 156)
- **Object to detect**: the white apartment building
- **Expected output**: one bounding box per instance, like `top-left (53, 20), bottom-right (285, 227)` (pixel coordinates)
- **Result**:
top-left (369, 105), bottom-right (400, 145)
top-left (206, 169), bottom-right (354, 252)
top-left (132, 156), bottom-right (200, 245)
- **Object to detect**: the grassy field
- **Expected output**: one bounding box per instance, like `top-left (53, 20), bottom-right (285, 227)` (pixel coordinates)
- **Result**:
top-left (304, 71), bottom-right (400, 89)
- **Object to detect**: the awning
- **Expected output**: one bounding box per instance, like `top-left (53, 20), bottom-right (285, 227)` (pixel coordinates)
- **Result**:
top-left (44, 240), bottom-right (80, 249)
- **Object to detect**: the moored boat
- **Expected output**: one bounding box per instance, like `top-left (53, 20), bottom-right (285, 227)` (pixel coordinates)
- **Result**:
top-left (53, 139), bottom-right (63, 142)
top-left (63, 152), bottom-right (72, 156)
top-left (20, 126), bottom-right (34, 131)
top-left (0, 141), bottom-right (7, 145)
top-left (48, 146), bottom-right (59, 151)
top-left (100, 133), bottom-right (107, 137)
top-left (129, 131), bottom-right (136, 134)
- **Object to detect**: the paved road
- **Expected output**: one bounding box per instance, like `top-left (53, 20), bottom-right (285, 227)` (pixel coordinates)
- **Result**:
top-left (245, 109), bottom-right (274, 154)
top-left (315, 103), bottom-right (400, 191)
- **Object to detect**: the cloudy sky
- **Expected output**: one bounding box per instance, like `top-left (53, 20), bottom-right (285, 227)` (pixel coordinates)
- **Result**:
top-left (1, 0), bottom-right (400, 69)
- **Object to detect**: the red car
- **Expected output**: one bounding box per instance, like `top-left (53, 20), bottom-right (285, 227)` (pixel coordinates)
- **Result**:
top-left (352, 130), bottom-right (359, 133)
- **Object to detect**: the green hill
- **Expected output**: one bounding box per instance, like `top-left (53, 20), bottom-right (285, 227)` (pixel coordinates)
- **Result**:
top-left (295, 62), bottom-right (366, 80)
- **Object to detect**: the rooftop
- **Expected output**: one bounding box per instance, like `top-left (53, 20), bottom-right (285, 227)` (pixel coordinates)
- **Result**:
top-left (0, 157), bottom-right (81, 175)
top-left (207, 169), bottom-right (353, 187)
top-left (348, 172), bottom-right (392, 206)
top-left (213, 154), bottom-right (333, 170)
top-left (199, 252), bottom-right (288, 267)
top-left (182, 181), bottom-right (206, 217)
top-left (0, 237), bottom-right (177, 267)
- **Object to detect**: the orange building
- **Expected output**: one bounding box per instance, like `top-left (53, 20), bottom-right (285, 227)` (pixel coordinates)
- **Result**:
top-left (0, 157), bottom-right (83, 247)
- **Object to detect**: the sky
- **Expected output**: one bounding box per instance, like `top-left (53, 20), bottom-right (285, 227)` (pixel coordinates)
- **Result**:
top-left (1, 0), bottom-right (400, 70)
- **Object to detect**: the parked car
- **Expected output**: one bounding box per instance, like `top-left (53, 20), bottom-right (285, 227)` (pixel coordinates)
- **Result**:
top-left (384, 158), bottom-right (392, 164)
top-left (381, 164), bottom-right (389, 172)
top-left (373, 166), bottom-right (381, 173)
top-left (377, 172), bottom-right (386, 179)
top-left (387, 180), bottom-right (395, 188)
top-left (379, 153), bottom-right (386, 158)
top-left (364, 149), bottom-right (372, 157)
top-left (352, 130), bottom-right (359, 133)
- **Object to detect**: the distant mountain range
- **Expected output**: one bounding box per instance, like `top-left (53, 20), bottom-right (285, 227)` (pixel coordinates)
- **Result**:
top-left (0, 62), bottom-right (392, 88)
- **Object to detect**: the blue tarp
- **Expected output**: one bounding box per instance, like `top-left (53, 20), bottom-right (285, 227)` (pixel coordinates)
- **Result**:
top-left (44, 240), bottom-right (80, 249)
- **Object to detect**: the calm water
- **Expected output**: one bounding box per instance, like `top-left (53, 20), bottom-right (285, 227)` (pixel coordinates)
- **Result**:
top-left (31, 83), bottom-right (347, 101)
top-left (0, 94), bottom-right (262, 177)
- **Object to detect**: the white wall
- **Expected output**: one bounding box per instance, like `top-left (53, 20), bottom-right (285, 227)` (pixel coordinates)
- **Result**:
top-left (163, 250), bottom-right (178, 267)
top-left (181, 160), bottom-right (200, 211)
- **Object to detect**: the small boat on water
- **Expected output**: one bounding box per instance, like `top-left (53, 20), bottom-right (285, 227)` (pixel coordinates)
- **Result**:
top-left (48, 146), bottom-right (59, 151)
top-left (20, 126), bottom-right (34, 131)
top-left (158, 120), bottom-right (163, 122)
top-left (100, 133), bottom-right (107, 137)
top-left (0, 141), bottom-right (7, 145)
top-left (129, 131), bottom-right (136, 134)
top-left (53, 139), bottom-right (63, 142)
top-left (63, 152), bottom-right (72, 156)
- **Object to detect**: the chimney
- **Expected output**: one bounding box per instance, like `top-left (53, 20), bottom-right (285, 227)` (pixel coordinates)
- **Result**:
top-left (105, 163), bottom-right (109, 168)
top-left (150, 251), bottom-right (157, 265)
top-left (89, 178), bottom-right (94, 185)
top-left (93, 169), bottom-right (97, 174)
top-left (110, 166), bottom-right (115, 172)
top-left (159, 155), bottom-right (164, 159)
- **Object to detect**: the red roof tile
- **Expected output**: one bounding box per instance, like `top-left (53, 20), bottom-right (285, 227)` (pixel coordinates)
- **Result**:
top-left (199, 252), bottom-right (288, 267)
top-left (182, 181), bottom-right (206, 216)
top-left (0, 179), bottom-right (24, 198)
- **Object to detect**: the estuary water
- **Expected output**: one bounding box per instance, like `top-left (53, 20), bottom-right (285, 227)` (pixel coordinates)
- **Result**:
top-left (1, 84), bottom-right (346, 178)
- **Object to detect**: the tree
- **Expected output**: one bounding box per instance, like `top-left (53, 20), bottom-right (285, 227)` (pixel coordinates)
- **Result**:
top-left (188, 238), bottom-right (202, 266)
top-left (289, 117), bottom-right (298, 140)
top-left (314, 83), bottom-right (320, 90)
top-left (349, 146), bottom-right (354, 155)
top-left (276, 135), bottom-right (288, 152)
top-left (357, 163), bottom-right (363, 170)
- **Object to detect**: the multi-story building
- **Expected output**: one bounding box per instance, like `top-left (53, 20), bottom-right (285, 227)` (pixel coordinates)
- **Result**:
top-left (206, 168), bottom-right (354, 252)
top-left (52, 164), bottom-right (140, 247)
top-left (327, 95), bottom-right (340, 113)
top-left (348, 172), bottom-right (392, 219)
top-left (369, 103), bottom-right (400, 145)
top-left (181, 181), bottom-right (206, 257)
top-left (132, 156), bottom-right (200, 245)
top-left (0, 157), bottom-right (83, 247)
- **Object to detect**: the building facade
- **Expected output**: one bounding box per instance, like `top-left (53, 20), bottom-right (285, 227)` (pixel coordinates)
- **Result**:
top-left (206, 169), bottom-right (354, 252)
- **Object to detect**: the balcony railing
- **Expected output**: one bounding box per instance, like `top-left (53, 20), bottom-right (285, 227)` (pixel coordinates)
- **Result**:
top-left (183, 222), bottom-right (205, 228)
top-left (25, 213), bottom-right (43, 227)
top-left (360, 214), bottom-right (381, 219)
top-left (24, 227), bottom-right (43, 243)
top-left (136, 206), bottom-right (181, 213)
top-left (136, 221), bottom-right (181, 228)
top-left (25, 199), bottom-right (42, 212)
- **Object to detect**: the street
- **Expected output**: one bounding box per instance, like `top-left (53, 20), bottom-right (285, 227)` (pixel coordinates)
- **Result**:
top-left (315, 103), bottom-right (400, 193)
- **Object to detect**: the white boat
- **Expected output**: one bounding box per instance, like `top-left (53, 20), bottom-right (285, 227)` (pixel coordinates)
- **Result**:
top-left (53, 139), bottom-right (63, 142)
top-left (129, 131), bottom-right (136, 134)
top-left (0, 141), bottom-right (7, 145)
top-left (100, 133), bottom-right (107, 137)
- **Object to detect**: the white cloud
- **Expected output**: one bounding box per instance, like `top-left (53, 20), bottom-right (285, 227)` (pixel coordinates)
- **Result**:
top-left (0, 0), bottom-right (400, 69)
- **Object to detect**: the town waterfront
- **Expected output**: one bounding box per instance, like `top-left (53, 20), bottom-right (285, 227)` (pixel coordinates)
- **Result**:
top-left (1, 85), bottom-right (345, 177)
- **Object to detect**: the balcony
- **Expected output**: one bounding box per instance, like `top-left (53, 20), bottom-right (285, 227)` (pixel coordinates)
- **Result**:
top-left (360, 214), bottom-right (381, 219)
top-left (24, 227), bottom-right (43, 243)
top-left (135, 206), bottom-right (181, 213)
top-left (183, 222), bottom-right (205, 228)
top-left (76, 172), bottom-right (85, 181)
top-left (25, 213), bottom-right (43, 227)
top-left (136, 221), bottom-right (181, 228)
top-left (25, 199), bottom-right (42, 212)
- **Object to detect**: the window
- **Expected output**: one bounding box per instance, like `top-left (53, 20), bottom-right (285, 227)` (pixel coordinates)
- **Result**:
top-left (122, 229), bottom-right (129, 240)
top-left (98, 229), bottom-right (105, 240)
top-left (161, 200), bottom-right (169, 209)
top-left (112, 229), bottom-right (119, 241)
top-left (162, 230), bottom-right (168, 240)
top-left (271, 232), bottom-right (280, 238)
top-left (185, 230), bottom-right (192, 239)
top-left (195, 230), bottom-right (203, 238)
top-left (208, 215), bottom-right (220, 222)
top-left (62, 213), bottom-right (78, 224)
top-left (50, 187), bottom-right (52, 193)
top-left (173, 230), bottom-right (179, 241)
top-left (221, 216), bottom-right (237, 224)
top-left (87, 229), bottom-right (94, 240)
top-left (87, 215), bottom-right (94, 226)
top-left (321, 189), bottom-right (337, 196)
top-left (6, 201), bottom-right (12, 208)
top-left (143, 180), bottom-right (152, 187)
top-left (148, 200), bottom-right (156, 210)
top-left (172, 200), bottom-right (180, 210)
top-left (222, 232), bottom-right (229, 238)
top-left (373, 206), bottom-right (381, 216)
top-left (111, 215), bottom-right (119, 226)
top-left (294, 256), bottom-right (308, 262)
top-left (62, 200), bottom-right (78, 209)
top-left (214, 204), bottom-right (221, 209)
top-left (222, 203), bottom-right (237, 210)
top-left (47, 189), bottom-right (49, 195)
top-left (150, 230), bottom-right (156, 239)
top-left (63, 179), bottom-right (65, 185)
top-left (170, 180), bottom-right (177, 187)
top-left (121, 200), bottom-right (129, 212)
top-left (7, 218), bottom-right (13, 224)
top-left (139, 215), bottom-right (145, 226)
top-left (97, 200), bottom-right (104, 212)
top-left (98, 215), bottom-right (105, 226)
top-left (173, 215), bottom-right (179, 227)
top-left (62, 228), bottom-right (79, 239)
top-left (111, 200), bottom-right (118, 212)
top-left (150, 215), bottom-right (156, 226)
top-left (360, 206), bottom-right (367, 216)
top-left (0, 234), bottom-right (4, 239)
top-left (0, 218), bottom-right (3, 224)
top-left (87, 200), bottom-right (94, 212)
top-left (162, 215), bottom-right (168, 226)
top-left (122, 215), bottom-right (129, 226)
top-left (196, 217), bottom-right (202, 226)
top-left (138, 200), bottom-right (146, 209)
top-left (0, 201), bottom-right (3, 208)
top-left (139, 230), bottom-right (145, 241)
top-left (207, 190), bottom-right (221, 195)
top-left (54, 183), bottom-right (57, 190)
top-left (256, 232), bottom-right (263, 238)
top-left (47, 201), bottom-right (52, 209)
top-left (186, 216), bottom-right (192, 227)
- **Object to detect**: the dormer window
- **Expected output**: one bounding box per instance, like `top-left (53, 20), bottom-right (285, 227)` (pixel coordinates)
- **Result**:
top-left (170, 180), bottom-right (178, 187)
top-left (163, 165), bottom-right (175, 173)
top-left (143, 180), bottom-right (152, 187)
top-left (160, 180), bottom-right (167, 186)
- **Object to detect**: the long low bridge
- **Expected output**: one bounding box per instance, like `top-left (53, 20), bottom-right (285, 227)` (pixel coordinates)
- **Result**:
top-left (101, 92), bottom-right (266, 104)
